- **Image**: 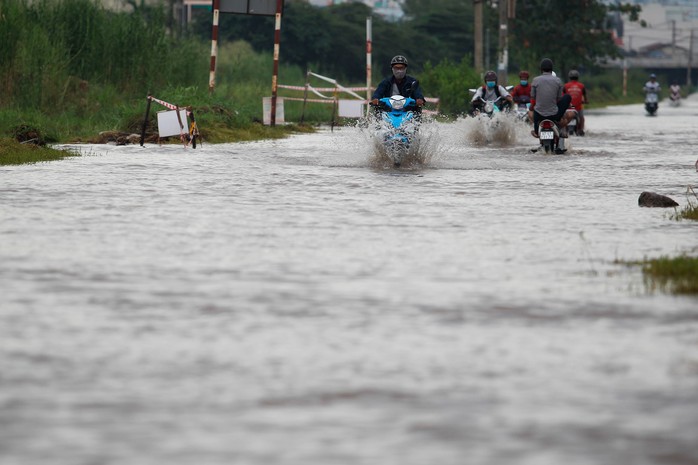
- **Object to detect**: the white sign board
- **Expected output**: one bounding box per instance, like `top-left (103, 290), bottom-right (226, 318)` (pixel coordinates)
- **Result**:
top-left (157, 109), bottom-right (189, 137)
top-left (338, 99), bottom-right (364, 118)
top-left (263, 97), bottom-right (285, 125)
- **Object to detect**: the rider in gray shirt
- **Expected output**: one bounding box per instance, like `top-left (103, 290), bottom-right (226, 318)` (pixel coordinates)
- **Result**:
top-left (530, 58), bottom-right (572, 137)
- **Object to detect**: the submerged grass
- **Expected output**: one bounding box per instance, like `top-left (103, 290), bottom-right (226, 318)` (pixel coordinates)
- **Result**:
top-left (0, 138), bottom-right (79, 165)
top-left (670, 186), bottom-right (698, 221)
top-left (675, 206), bottom-right (698, 221)
top-left (612, 187), bottom-right (698, 297)
top-left (640, 255), bottom-right (698, 295)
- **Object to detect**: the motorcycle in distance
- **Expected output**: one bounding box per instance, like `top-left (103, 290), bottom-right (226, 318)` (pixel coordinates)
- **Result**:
top-left (469, 85), bottom-right (514, 118)
top-left (669, 85), bottom-right (681, 107)
top-left (472, 95), bottom-right (510, 118)
top-left (564, 106), bottom-right (581, 136)
top-left (371, 83), bottom-right (420, 168)
top-left (514, 97), bottom-right (531, 122)
top-left (645, 90), bottom-right (659, 116)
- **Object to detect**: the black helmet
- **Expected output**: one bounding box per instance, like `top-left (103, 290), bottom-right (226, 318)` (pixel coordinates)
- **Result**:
top-left (649, 73), bottom-right (656, 79)
top-left (540, 58), bottom-right (553, 72)
top-left (568, 69), bottom-right (579, 79)
top-left (484, 70), bottom-right (497, 82)
top-left (391, 55), bottom-right (408, 67)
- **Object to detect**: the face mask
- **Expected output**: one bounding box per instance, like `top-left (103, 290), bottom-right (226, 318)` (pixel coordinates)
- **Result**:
top-left (392, 68), bottom-right (406, 79)
top-left (520, 80), bottom-right (528, 86)
top-left (486, 81), bottom-right (496, 89)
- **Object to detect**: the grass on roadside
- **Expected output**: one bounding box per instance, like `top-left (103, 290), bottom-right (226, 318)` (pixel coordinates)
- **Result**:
top-left (0, 138), bottom-right (80, 166)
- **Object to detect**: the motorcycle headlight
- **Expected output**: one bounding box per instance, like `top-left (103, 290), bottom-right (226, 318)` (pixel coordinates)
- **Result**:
top-left (391, 98), bottom-right (405, 110)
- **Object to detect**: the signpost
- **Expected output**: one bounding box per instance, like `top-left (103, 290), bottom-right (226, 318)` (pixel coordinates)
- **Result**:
top-left (366, 16), bottom-right (372, 117)
top-left (219, 0), bottom-right (277, 15)
top-left (209, 0), bottom-right (285, 125)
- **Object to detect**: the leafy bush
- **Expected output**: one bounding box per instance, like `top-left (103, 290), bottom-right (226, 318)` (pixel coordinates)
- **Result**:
top-left (420, 57), bottom-right (481, 117)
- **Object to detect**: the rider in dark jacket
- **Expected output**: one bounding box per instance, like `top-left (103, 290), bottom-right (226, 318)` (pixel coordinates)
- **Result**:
top-left (371, 55), bottom-right (425, 107)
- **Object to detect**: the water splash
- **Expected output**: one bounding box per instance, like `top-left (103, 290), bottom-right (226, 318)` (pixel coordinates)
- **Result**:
top-left (363, 115), bottom-right (444, 170)
top-left (458, 112), bottom-right (526, 147)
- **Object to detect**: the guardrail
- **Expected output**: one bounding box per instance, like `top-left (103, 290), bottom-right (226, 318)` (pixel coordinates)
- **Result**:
top-left (266, 71), bottom-right (440, 126)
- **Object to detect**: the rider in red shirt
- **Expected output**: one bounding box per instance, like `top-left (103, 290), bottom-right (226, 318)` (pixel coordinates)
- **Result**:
top-left (563, 70), bottom-right (588, 135)
top-left (511, 70), bottom-right (532, 106)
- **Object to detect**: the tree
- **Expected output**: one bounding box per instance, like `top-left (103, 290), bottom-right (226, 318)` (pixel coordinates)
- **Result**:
top-left (510, 0), bottom-right (641, 77)
top-left (402, 0), bottom-right (475, 67)
top-left (419, 57), bottom-right (481, 116)
top-left (322, 2), bottom-right (373, 81)
top-left (280, 2), bottom-right (333, 72)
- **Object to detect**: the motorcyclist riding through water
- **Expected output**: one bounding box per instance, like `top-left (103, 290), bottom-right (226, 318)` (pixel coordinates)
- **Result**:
top-left (371, 55), bottom-right (425, 109)
top-left (511, 70), bottom-right (532, 121)
top-left (643, 73), bottom-right (661, 115)
top-left (563, 69), bottom-right (588, 136)
top-left (670, 81), bottom-right (681, 105)
top-left (643, 73), bottom-right (661, 95)
top-left (470, 70), bottom-right (514, 115)
top-left (529, 58), bottom-right (573, 138)
top-left (511, 70), bottom-right (532, 106)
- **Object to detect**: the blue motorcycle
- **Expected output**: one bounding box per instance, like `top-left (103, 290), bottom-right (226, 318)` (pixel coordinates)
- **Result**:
top-left (373, 94), bottom-right (420, 168)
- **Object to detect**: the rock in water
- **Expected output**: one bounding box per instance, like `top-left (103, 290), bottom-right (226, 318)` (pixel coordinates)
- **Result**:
top-left (638, 191), bottom-right (679, 208)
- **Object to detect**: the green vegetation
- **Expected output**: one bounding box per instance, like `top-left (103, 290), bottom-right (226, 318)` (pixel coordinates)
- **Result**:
top-left (617, 253), bottom-right (698, 296)
top-left (509, 1), bottom-right (641, 77)
top-left (202, 0), bottom-right (642, 85)
top-left (670, 187), bottom-right (698, 222)
top-left (190, 0), bottom-right (649, 117)
top-left (675, 206), bottom-right (698, 222)
top-left (420, 57), bottom-right (481, 116)
top-left (613, 188), bottom-right (698, 297)
top-left (0, 0), bottom-right (329, 148)
top-left (641, 255), bottom-right (698, 295)
top-left (0, 0), bottom-right (663, 149)
top-left (0, 138), bottom-right (79, 165)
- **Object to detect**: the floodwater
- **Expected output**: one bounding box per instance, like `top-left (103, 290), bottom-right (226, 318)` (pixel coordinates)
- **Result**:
top-left (1, 95), bottom-right (697, 465)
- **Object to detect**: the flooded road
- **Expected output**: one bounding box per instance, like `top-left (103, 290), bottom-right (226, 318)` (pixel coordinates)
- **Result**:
top-left (1, 96), bottom-right (697, 465)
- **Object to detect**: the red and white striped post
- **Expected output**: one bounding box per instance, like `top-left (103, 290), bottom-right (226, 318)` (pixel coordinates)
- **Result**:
top-left (366, 16), bottom-right (372, 117)
top-left (270, 0), bottom-right (284, 126)
top-left (209, 0), bottom-right (220, 94)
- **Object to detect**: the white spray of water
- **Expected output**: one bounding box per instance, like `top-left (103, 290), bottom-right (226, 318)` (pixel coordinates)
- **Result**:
top-left (456, 112), bottom-right (529, 147)
top-left (360, 115), bottom-right (445, 170)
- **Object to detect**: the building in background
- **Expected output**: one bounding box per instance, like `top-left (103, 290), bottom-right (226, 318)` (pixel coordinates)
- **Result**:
top-left (620, 2), bottom-right (697, 65)
top-left (602, 1), bottom-right (697, 85)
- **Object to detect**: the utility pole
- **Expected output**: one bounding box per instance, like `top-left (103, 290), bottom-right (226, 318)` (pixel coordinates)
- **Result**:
top-left (497, 0), bottom-right (508, 84)
top-left (688, 29), bottom-right (694, 88)
top-left (474, 0), bottom-right (483, 73)
top-left (671, 20), bottom-right (676, 56)
top-left (496, 0), bottom-right (516, 85)
top-left (366, 16), bottom-right (372, 117)
top-left (485, 27), bottom-right (490, 70)
top-left (209, 0), bottom-right (220, 94)
top-left (270, 0), bottom-right (284, 126)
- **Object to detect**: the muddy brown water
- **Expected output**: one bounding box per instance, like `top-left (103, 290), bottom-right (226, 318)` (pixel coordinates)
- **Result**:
top-left (1, 96), bottom-right (697, 465)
